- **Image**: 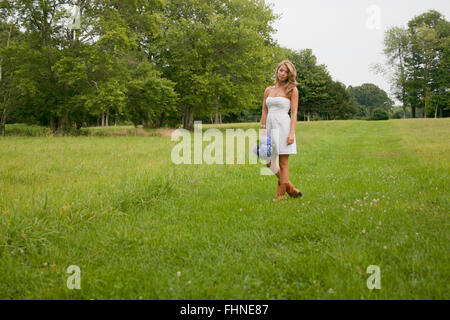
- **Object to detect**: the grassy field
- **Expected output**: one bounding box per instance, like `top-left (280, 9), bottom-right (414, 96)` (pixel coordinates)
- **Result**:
top-left (0, 119), bottom-right (448, 299)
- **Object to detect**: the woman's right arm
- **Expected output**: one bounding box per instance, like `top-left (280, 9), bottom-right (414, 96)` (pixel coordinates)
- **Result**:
top-left (261, 87), bottom-right (270, 128)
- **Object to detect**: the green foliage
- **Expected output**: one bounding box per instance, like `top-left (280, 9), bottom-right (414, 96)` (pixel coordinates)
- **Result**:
top-left (4, 124), bottom-right (51, 136)
top-left (392, 110), bottom-right (403, 119)
top-left (348, 84), bottom-right (393, 118)
top-left (382, 10), bottom-right (450, 118)
top-left (370, 108), bottom-right (389, 120)
top-left (1, 3), bottom-right (448, 135)
top-left (0, 0), bottom-right (282, 132)
top-left (277, 48), bottom-right (357, 121)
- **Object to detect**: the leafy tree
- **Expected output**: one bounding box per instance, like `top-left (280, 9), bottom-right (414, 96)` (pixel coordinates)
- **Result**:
top-left (371, 108), bottom-right (389, 120)
top-left (0, 0), bottom-right (178, 132)
top-left (154, 0), bottom-right (277, 130)
top-left (326, 81), bottom-right (357, 120)
top-left (348, 83), bottom-right (393, 118)
top-left (405, 10), bottom-right (448, 118)
top-left (380, 26), bottom-right (410, 119)
top-left (287, 49), bottom-right (332, 121)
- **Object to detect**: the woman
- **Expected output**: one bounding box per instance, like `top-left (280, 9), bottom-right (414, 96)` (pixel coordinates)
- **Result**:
top-left (260, 60), bottom-right (302, 201)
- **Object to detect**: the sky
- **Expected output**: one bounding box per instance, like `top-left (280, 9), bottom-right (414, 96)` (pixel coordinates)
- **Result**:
top-left (265, 0), bottom-right (450, 103)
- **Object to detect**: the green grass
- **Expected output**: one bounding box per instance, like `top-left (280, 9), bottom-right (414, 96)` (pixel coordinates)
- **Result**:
top-left (0, 119), bottom-right (448, 299)
top-left (4, 124), bottom-right (162, 137)
top-left (4, 124), bottom-right (52, 136)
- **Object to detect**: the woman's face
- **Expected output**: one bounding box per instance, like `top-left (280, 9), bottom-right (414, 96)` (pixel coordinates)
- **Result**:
top-left (277, 65), bottom-right (289, 82)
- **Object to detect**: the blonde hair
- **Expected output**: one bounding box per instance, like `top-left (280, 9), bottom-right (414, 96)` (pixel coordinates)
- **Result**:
top-left (273, 60), bottom-right (298, 98)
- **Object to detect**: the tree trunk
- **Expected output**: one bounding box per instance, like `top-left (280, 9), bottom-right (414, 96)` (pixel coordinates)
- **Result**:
top-left (214, 98), bottom-right (221, 124)
top-left (401, 83), bottom-right (407, 119)
top-left (0, 24), bottom-right (12, 136)
top-left (144, 111), bottom-right (151, 128)
top-left (58, 111), bottom-right (69, 133)
top-left (105, 109), bottom-right (109, 127)
top-left (0, 107), bottom-right (6, 136)
top-left (101, 112), bottom-right (105, 126)
top-left (307, 111), bottom-right (311, 122)
top-left (50, 116), bottom-right (58, 134)
top-left (433, 96), bottom-right (439, 119)
top-left (183, 105), bottom-right (194, 130)
top-left (411, 106), bottom-right (416, 118)
top-left (215, 111), bottom-right (220, 124)
top-left (188, 106), bottom-right (194, 129)
top-left (159, 112), bottom-right (166, 128)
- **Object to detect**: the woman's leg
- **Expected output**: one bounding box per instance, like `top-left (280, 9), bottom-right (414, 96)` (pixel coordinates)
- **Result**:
top-left (280, 155), bottom-right (302, 198)
top-left (266, 152), bottom-right (280, 177)
top-left (279, 155), bottom-right (289, 184)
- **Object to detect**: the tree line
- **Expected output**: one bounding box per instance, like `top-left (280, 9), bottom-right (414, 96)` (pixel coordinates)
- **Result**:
top-left (377, 10), bottom-right (450, 119)
top-left (0, 1), bottom-right (448, 135)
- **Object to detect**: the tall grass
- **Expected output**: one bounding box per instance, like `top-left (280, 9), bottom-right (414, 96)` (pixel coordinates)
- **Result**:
top-left (4, 124), bottom-right (162, 137)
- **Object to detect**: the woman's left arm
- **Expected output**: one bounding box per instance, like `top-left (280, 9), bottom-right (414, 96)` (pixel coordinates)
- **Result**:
top-left (287, 87), bottom-right (299, 145)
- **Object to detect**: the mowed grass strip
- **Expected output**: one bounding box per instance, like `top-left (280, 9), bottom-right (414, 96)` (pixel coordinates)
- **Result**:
top-left (0, 119), bottom-right (448, 299)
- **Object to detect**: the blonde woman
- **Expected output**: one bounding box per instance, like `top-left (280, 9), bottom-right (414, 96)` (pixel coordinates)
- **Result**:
top-left (261, 60), bottom-right (302, 201)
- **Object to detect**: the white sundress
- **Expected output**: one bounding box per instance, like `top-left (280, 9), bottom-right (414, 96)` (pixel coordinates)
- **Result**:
top-left (265, 96), bottom-right (297, 155)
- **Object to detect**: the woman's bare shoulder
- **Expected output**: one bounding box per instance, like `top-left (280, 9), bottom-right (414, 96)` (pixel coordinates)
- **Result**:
top-left (264, 86), bottom-right (275, 95)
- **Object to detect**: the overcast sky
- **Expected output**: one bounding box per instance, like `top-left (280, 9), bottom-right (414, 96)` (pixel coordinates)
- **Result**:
top-left (265, 0), bottom-right (450, 103)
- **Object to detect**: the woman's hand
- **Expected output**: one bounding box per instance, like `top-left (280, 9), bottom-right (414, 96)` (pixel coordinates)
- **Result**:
top-left (287, 132), bottom-right (295, 145)
top-left (259, 128), bottom-right (267, 140)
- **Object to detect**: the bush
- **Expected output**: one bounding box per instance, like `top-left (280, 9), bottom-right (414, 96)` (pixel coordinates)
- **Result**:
top-left (392, 110), bottom-right (404, 119)
top-left (4, 124), bottom-right (51, 136)
top-left (370, 108), bottom-right (389, 121)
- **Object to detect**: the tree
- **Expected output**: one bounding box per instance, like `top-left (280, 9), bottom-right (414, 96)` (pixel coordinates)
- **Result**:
top-left (348, 83), bottom-right (393, 118)
top-left (381, 26), bottom-right (410, 119)
top-left (0, 0), bottom-right (177, 132)
top-left (0, 20), bottom-right (14, 135)
top-left (286, 49), bottom-right (332, 121)
top-left (377, 10), bottom-right (449, 119)
top-left (327, 81), bottom-right (357, 120)
top-left (405, 10), bottom-right (447, 118)
top-left (125, 58), bottom-right (178, 128)
top-left (153, 0), bottom-right (278, 130)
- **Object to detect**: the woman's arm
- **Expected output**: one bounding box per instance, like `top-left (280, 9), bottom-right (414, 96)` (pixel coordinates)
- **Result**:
top-left (261, 87), bottom-right (270, 128)
top-left (287, 87), bottom-right (299, 145)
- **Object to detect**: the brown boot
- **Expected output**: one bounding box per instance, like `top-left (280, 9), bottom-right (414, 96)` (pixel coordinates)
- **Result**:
top-left (286, 181), bottom-right (302, 198)
top-left (273, 182), bottom-right (288, 202)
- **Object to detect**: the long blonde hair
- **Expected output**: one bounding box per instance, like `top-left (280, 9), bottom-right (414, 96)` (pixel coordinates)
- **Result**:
top-left (273, 60), bottom-right (298, 98)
